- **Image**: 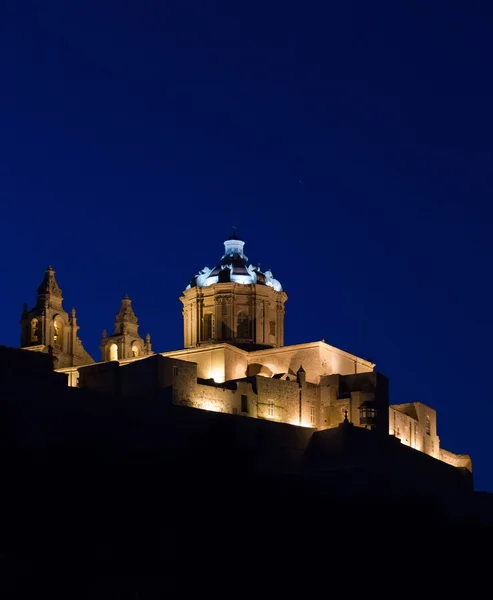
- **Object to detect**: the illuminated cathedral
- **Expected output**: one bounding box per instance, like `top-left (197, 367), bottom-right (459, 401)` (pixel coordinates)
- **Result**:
top-left (19, 233), bottom-right (471, 473)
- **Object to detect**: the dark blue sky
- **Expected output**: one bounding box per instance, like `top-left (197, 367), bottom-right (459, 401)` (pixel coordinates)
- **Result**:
top-left (1, 1), bottom-right (492, 489)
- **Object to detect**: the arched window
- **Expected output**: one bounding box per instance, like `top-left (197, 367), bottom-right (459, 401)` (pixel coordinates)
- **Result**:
top-left (131, 344), bottom-right (139, 357)
top-left (53, 319), bottom-right (63, 347)
top-left (109, 343), bottom-right (118, 361)
top-left (237, 312), bottom-right (251, 339)
top-left (203, 313), bottom-right (214, 340)
top-left (31, 318), bottom-right (39, 342)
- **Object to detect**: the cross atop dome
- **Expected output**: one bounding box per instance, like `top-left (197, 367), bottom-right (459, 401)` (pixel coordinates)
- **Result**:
top-left (227, 227), bottom-right (240, 241)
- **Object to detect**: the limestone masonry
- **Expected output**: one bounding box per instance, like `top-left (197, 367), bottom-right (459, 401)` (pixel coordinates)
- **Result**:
top-left (19, 233), bottom-right (471, 473)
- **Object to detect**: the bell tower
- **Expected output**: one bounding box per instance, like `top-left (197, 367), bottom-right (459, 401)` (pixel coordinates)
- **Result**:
top-left (100, 295), bottom-right (152, 361)
top-left (20, 266), bottom-right (94, 368)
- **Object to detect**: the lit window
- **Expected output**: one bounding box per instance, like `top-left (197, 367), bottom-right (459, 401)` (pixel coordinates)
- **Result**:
top-left (109, 343), bottom-right (118, 361)
top-left (267, 401), bottom-right (274, 418)
top-left (310, 406), bottom-right (316, 425)
top-left (31, 318), bottom-right (39, 342)
top-left (53, 319), bottom-right (62, 346)
top-left (131, 345), bottom-right (139, 357)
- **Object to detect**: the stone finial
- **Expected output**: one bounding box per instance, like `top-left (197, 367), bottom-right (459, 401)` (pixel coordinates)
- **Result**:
top-left (37, 265), bottom-right (62, 298)
top-left (71, 308), bottom-right (76, 318)
top-left (115, 295), bottom-right (138, 326)
top-left (344, 410), bottom-right (349, 423)
top-left (145, 333), bottom-right (151, 344)
top-left (102, 329), bottom-right (107, 339)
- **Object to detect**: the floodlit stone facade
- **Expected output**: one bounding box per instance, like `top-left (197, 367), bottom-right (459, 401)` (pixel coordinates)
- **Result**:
top-left (22, 234), bottom-right (471, 474)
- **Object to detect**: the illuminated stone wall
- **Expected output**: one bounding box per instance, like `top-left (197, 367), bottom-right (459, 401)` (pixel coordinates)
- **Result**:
top-left (300, 381), bottom-right (320, 428)
top-left (440, 448), bottom-right (473, 472)
top-left (160, 344), bottom-right (248, 382)
top-left (389, 403), bottom-right (440, 458)
top-left (247, 342), bottom-right (374, 384)
top-left (253, 376), bottom-right (300, 423)
top-left (163, 345), bottom-right (229, 382)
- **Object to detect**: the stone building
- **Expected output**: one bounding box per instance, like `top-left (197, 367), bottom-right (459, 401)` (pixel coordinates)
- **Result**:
top-left (22, 234), bottom-right (471, 474)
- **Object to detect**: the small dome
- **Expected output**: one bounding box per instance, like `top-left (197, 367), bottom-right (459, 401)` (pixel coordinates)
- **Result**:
top-left (186, 234), bottom-right (282, 292)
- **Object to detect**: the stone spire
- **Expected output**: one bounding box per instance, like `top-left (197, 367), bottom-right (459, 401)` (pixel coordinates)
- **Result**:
top-left (35, 265), bottom-right (63, 310)
top-left (114, 294), bottom-right (138, 335)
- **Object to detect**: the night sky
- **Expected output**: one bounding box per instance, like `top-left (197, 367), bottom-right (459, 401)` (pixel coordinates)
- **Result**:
top-left (1, 2), bottom-right (492, 490)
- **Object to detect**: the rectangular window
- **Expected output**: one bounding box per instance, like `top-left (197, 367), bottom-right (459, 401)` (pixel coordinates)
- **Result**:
top-left (425, 415), bottom-right (431, 435)
top-left (267, 401), bottom-right (274, 418)
top-left (173, 365), bottom-right (178, 376)
top-left (269, 321), bottom-right (276, 336)
top-left (241, 394), bottom-right (248, 413)
top-left (310, 406), bottom-right (316, 425)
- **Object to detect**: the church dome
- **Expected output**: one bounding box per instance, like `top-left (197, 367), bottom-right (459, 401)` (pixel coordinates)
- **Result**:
top-left (186, 233), bottom-right (282, 292)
